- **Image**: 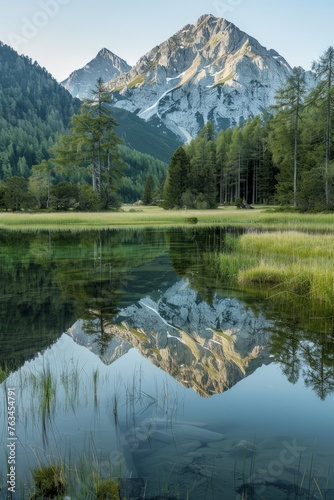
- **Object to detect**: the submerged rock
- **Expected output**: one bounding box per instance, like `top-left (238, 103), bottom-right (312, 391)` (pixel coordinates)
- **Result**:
top-left (120, 478), bottom-right (145, 500)
top-left (230, 440), bottom-right (256, 458)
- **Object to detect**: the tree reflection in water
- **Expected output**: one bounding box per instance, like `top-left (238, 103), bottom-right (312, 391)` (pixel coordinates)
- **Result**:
top-left (1, 228), bottom-right (334, 399)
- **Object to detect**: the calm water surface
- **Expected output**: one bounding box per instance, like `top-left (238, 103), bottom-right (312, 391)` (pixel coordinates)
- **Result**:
top-left (0, 228), bottom-right (334, 499)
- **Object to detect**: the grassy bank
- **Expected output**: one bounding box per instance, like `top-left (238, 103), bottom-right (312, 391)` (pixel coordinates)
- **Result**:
top-left (2, 206), bottom-right (334, 231)
top-left (219, 230), bottom-right (334, 312)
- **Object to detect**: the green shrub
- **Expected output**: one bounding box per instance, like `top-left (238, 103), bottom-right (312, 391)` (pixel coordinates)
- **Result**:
top-left (235, 197), bottom-right (243, 209)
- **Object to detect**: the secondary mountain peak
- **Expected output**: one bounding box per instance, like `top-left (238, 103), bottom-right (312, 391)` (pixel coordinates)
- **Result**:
top-left (61, 48), bottom-right (131, 99)
top-left (97, 47), bottom-right (115, 57)
top-left (96, 47), bottom-right (129, 67)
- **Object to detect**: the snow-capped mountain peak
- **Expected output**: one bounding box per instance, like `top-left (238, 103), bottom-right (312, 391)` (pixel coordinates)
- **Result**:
top-left (104, 14), bottom-right (292, 140)
top-left (61, 48), bottom-right (131, 99)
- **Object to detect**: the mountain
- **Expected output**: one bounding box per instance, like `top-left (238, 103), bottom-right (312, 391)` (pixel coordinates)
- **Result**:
top-left (61, 48), bottom-right (132, 99)
top-left (106, 14), bottom-right (292, 141)
top-left (0, 41), bottom-right (178, 191)
top-left (0, 41), bottom-right (80, 180)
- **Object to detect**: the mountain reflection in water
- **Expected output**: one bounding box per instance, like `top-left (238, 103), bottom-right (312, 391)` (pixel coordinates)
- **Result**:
top-left (68, 279), bottom-right (273, 397)
top-left (1, 228), bottom-right (334, 499)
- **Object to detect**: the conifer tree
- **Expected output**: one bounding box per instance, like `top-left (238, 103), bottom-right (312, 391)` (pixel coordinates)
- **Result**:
top-left (202, 140), bottom-right (218, 208)
top-left (216, 127), bottom-right (232, 204)
top-left (51, 78), bottom-right (124, 209)
top-left (143, 174), bottom-right (155, 205)
top-left (163, 147), bottom-right (189, 208)
top-left (227, 127), bottom-right (245, 201)
top-left (311, 47), bottom-right (334, 205)
top-left (273, 67), bottom-right (307, 207)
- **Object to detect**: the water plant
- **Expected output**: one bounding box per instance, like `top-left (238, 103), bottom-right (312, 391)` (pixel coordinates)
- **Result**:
top-left (93, 368), bottom-right (99, 410)
top-left (69, 454), bottom-right (120, 500)
top-left (95, 478), bottom-right (121, 499)
top-left (40, 367), bottom-right (56, 420)
top-left (25, 438), bottom-right (125, 500)
top-left (31, 463), bottom-right (66, 498)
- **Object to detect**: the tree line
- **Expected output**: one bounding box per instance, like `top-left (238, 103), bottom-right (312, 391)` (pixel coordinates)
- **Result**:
top-left (163, 47), bottom-right (334, 211)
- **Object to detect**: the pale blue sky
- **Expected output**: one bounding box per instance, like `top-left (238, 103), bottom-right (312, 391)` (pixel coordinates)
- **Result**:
top-left (0, 0), bottom-right (333, 81)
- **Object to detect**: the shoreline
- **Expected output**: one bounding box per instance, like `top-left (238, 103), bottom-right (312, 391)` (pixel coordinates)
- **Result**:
top-left (1, 206), bottom-right (334, 232)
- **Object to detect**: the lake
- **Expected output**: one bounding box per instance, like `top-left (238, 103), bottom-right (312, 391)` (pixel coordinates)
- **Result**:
top-left (1, 227), bottom-right (334, 499)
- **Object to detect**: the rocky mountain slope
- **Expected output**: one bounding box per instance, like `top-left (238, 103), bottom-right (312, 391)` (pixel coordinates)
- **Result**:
top-left (61, 48), bottom-right (131, 99)
top-left (106, 14), bottom-right (292, 141)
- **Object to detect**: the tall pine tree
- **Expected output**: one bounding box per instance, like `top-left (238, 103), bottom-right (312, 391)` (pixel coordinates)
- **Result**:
top-left (311, 47), bottom-right (334, 205)
top-left (163, 147), bottom-right (190, 209)
top-left (51, 78), bottom-right (124, 209)
top-left (273, 67), bottom-right (307, 207)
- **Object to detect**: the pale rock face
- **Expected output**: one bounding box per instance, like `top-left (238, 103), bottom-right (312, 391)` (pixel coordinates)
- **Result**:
top-left (106, 14), bottom-right (292, 141)
top-left (61, 48), bottom-right (131, 99)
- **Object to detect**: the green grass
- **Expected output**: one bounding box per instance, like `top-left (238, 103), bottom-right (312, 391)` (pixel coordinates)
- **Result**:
top-left (96, 478), bottom-right (120, 499)
top-left (2, 206), bottom-right (334, 232)
top-left (239, 231), bottom-right (334, 259)
top-left (128, 74), bottom-right (145, 88)
top-left (218, 230), bottom-right (334, 311)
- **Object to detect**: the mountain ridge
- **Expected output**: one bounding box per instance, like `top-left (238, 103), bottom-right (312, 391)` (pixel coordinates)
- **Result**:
top-left (60, 14), bottom-right (293, 142)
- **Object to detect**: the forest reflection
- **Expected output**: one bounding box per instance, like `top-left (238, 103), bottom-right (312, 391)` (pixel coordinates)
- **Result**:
top-left (1, 228), bottom-right (334, 399)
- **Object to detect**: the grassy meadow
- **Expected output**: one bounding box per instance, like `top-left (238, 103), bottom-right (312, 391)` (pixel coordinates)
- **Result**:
top-left (2, 205), bottom-right (334, 231)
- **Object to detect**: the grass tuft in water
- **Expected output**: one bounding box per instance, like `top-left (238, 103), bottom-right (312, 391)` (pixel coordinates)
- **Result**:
top-left (31, 463), bottom-right (66, 498)
top-left (95, 478), bottom-right (121, 499)
top-left (216, 230), bottom-right (334, 313)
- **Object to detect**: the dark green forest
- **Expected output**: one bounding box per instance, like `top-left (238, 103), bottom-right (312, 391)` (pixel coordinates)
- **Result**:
top-left (0, 42), bottom-right (80, 179)
top-left (111, 107), bottom-right (182, 164)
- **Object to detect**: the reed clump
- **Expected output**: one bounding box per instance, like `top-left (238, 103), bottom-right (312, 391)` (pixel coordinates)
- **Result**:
top-left (96, 478), bottom-right (121, 499)
top-left (30, 458), bottom-right (121, 499)
top-left (32, 463), bottom-right (66, 498)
